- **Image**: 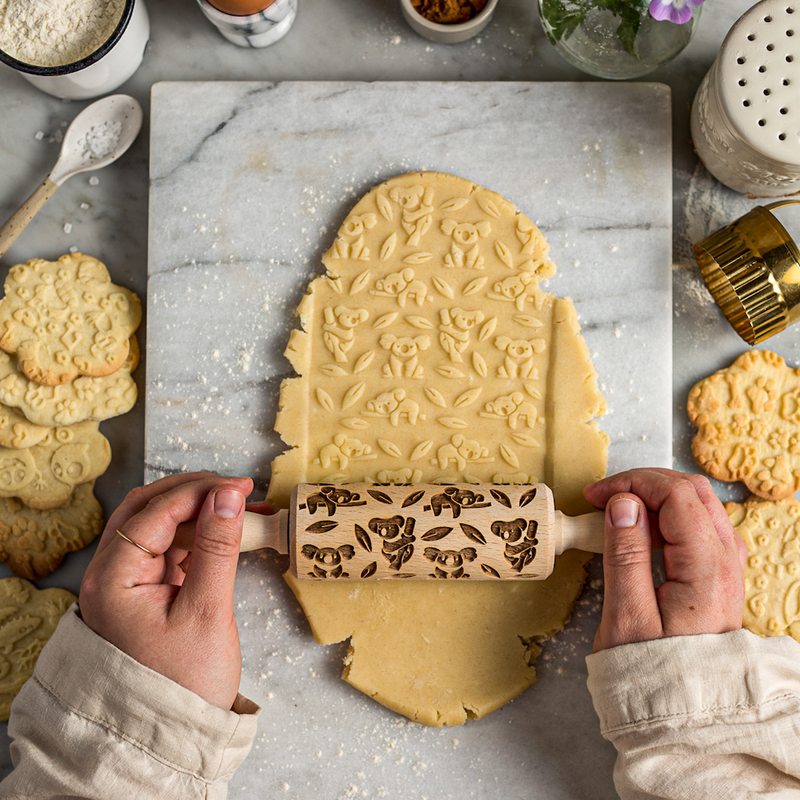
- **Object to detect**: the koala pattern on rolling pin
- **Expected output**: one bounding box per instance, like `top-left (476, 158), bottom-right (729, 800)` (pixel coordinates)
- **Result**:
top-left (689, 350), bottom-right (800, 500)
top-left (268, 171), bottom-right (608, 507)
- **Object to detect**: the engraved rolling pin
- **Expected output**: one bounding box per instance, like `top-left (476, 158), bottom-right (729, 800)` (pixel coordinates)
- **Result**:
top-left (176, 483), bottom-right (605, 581)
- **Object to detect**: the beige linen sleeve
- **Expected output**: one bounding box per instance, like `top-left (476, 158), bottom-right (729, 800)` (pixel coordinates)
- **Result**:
top-left (586, 629), bottom-right (800, 800)
top-left (1, 604), bottom-right (261, 800)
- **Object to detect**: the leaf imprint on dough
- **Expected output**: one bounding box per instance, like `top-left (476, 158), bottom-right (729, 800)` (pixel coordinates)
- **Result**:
top-left (472, 352), bottom-right (488, 378)
top-left (436, 366), bottom-right (465, 379)
top-left (514, 315), bottom-right (544, 328)
top-left (341, 417), bottom-right (370, 430)
top-left (511, 433), bottom-right (539, 447)
top-left (403, 252), bottom-right (432, 265)
top-left (350, 270), bottom-right (371, 295)
top-left (500, 445), bottom-right (519, 468)
top-left (319, 364), bottom-right (348, 377)
top-left (373, 312), bottom-right (398, 330)
top-left (377, 439), bottom-right (402, 458)
top-left (432, 277), bottom-right (454, 299)
top-left (406, 316), bottom-right (434, 330)
top-left (477, 196), bottom-right (500, 218)
top-left (437, 417), bottom-right (468, 429)
top-left (424, 388), bottom-right (447, 408)
top-left (454, 389), bottom-right (482, 408)
top-left (439, 198), bottom-right (469, 212)
top-left (376, 193), bottom-right (393, 221)
top-left (380, 233), bottom-right (397, 262)
top-left (353, 351), bottom-right (375, 374)
top-left (478, 318), bottom-right (497, 343)
top-left (463, 278), bottom-right (487, 297)
top-left (315, 388), bottom-right (335, 413)
top-left (342, 382), bottom-right (366, 409)
top-left (326, 276), bottom-right (343, 295)
top-left (523, 382), bottom-right (543, 399)
top-left (410, 441), bottom-right (433, 461)
top-left (495, 241), bottom-right (514, 269)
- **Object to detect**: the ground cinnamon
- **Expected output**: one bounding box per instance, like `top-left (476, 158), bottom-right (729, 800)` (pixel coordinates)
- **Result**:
top-left (411, 0), bottom-right (487, 25)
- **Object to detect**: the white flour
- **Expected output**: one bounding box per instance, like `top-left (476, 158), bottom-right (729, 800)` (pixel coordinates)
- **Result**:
top-left (0, 0), bottom-right (125, 67)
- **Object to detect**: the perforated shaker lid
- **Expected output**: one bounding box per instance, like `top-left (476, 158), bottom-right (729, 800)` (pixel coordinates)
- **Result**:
top-left (717, 0), bottom-right (800, 167)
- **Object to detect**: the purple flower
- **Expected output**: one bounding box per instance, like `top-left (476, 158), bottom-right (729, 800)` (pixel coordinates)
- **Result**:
top-left (648, 0), bottom-right (703, 24)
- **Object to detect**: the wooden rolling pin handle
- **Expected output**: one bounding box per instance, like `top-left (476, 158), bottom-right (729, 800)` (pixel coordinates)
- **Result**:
top-left (173, 509), bottom-right (288, 554)
top-left (0, 177), bottom-right (59, 259)
top-left (553, 510), bottom-right (605, 555)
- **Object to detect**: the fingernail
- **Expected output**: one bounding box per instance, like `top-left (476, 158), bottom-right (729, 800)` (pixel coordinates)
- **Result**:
top-left (214, 489), bottom-right (244, 519)
top-left (610, 497), bottom-right (639, 528)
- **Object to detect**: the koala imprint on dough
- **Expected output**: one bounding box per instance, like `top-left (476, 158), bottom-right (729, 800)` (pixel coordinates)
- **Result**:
top-left (268, 172), bottom-right (609, 726)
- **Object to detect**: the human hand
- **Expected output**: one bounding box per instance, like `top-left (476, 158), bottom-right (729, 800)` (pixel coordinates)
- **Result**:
top-left (80, 472), bottom-right (270, 710)
top-left (583, 468), bottom-right (747, 653)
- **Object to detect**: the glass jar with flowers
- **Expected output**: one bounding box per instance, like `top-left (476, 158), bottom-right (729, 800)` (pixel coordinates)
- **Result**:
top-left (538, 0), bottom-right (703, 79)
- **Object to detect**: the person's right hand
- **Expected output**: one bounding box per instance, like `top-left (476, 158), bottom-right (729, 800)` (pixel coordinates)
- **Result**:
top-left (583, 468), bottom-right (748, 653)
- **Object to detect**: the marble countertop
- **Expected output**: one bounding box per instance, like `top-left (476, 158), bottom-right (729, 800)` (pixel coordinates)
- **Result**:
top-left (0, 0), bottom-right (788, 795)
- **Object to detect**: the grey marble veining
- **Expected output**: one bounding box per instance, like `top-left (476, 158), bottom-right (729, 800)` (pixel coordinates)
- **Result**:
top-left (144, 79), bottom-right (671, 799)
top-left (0, 0), bottom-right (775, 794)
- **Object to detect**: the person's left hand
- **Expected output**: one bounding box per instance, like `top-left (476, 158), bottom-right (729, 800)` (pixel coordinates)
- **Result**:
top-left (80, 472), bottom-right (270, 710)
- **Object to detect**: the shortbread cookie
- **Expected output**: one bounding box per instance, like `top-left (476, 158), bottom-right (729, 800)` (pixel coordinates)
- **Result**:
top-left (0, 482), bottom-right (103, 580)
top-left (726, 495), bottom-right (800, 642)
top-left (0, 421), bottom-right (111, 510)
top-left (688, 350), bottom-right (800, 500)
top-left (0, 577), bottom-right (75, 720)
top-left (0, 253), bottom-right (142, 386)
top-left (269, 172), bottom-right (608, 725)
top-left (0, 337), bottom-right (139, 428)
top-left (0, 404), bottom-right (49, 450)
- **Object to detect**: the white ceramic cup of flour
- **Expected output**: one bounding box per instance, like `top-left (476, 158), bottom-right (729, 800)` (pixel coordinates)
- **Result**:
top-left (0, 0), bottom-right (150, 101)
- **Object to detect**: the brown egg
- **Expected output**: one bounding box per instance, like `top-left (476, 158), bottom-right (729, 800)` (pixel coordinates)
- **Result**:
top-left (209, 0), bottom-right (274, 15)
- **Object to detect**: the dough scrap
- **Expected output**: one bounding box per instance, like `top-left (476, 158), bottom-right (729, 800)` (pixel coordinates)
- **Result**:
top-left (688, 349), bottom-right (800, 500)
top-left (0, 577), bottom-right (75, 720)
top-left (269, 172), bottom-right (608, 725)
top-left (726, 495), bottom-right (800, 641)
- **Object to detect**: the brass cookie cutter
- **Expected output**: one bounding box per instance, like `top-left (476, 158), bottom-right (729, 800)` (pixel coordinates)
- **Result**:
top-left (694, 199), bottom-right (800, 344)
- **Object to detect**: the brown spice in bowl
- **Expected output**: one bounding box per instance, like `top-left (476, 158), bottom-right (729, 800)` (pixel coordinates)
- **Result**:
top-left (411, 0), bottom-right (488, 24)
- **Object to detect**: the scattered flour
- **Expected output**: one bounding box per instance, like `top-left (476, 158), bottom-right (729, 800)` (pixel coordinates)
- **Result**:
top-left (0, 0), bottom-right (125, 67)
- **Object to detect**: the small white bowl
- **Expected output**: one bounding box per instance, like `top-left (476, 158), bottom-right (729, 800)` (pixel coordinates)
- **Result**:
top-left (0, 0), bottom-right (150, 101)
top-left (399, 0), bottom-right (498, 43)
top-left (196, 0), bottom-right (297, 48)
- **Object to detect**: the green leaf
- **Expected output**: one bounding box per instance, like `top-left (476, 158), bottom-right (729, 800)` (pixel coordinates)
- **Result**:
top-left (540, 0), bottom-right (587, 43)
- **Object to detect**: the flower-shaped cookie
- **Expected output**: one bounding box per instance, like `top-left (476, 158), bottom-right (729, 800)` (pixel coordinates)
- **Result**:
top-left (0, 254), bottom-right (142, 386)
top-left (0, 482), bottom-right (103, 579)
top-left (688, 350), bottom-right (800, 500)
top-left (0, 421), bottom-right (111, 510)
top-left (726, 495), bottom-right (800, 642)
top-left (0, 577), bottom-right (75, 720)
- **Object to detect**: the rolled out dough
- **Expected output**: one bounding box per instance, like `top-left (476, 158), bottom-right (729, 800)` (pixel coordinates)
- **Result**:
top-left (268, 172), bottom-right (608, 725)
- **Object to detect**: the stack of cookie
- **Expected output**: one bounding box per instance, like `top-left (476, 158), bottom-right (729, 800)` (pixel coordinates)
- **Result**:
top-left (0, 253), bottom-right (142, 580)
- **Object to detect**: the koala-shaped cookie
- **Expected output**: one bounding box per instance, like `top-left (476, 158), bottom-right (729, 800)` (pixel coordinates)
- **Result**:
top-left (495, 336), bottom-right (546, 379)
top-left (322, 306), bottom-right (369, 363)
top-left (483, 392), bottom-right (538, 430)
top-left (0, 421), bottom-right (111, 510)
top-left (0, 254), bottom-right (141, 386)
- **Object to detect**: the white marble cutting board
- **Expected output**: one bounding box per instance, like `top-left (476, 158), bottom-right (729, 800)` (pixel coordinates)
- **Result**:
top-left (146, 81), bottom-right (672, 800)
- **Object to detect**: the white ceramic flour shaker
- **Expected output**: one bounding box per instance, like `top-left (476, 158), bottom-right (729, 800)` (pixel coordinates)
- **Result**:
top-left (691, 0), bottom-right (800, 197)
